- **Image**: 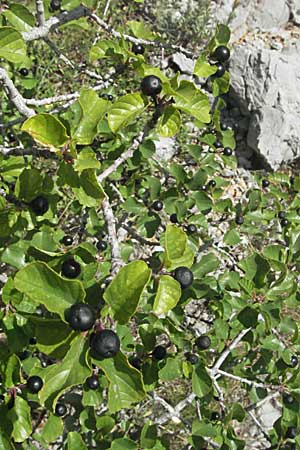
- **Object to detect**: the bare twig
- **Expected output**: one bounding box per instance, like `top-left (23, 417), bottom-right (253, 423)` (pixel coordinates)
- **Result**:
top-left (35, 0), bottom-right (45, 26)
top-left (0, 68), bottom-right (35, 118)
top-left (213, 369), bottom-right (277, 390)
top-left (102, 197), bottom-right (123, 276)
top-left (247, 410), bottom-right (272, 442)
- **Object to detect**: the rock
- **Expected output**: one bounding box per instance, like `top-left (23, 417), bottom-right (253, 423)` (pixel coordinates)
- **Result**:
top-left (229, 41), bottom-right (300, 169)
top-left (154, 137), bottom-right (177, 162)
top-left (288, 0), bottom-right (300, 24)
top-left (168, 52), bottom-right (195, 75)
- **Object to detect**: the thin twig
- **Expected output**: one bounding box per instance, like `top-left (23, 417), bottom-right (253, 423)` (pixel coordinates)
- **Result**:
top-left (0, 68), bottom-right (35, 118)
top-left (35, 0), bottom-right (45, 26)
top-left (102, 197), bottom-right (123, 276)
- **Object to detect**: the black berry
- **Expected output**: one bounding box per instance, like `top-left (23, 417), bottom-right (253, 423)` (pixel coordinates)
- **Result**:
top-left (213, 63), bottom-right (225, 78)
top-left (152, 345), bottom-right (167, 360)
top-left (187, 224), bottom-right (197, 234)
top-left (208, 180), bottom-right (216, 188)
top-left (96, 240), bottom-right (107, 251)
top-left (107, 95), bottom-right (114, 101)
top-left (129, 356), bottom-right (142, 370)
top-left (211, 411), bottom-right (220, 421)
top-left (91, 330), bottom-right (120, 359)
top-left (27, 376), bottom-right (43, 394)
top-left (29, 337), bottom-right (37, 345)
top-left (186, 353), bottom-right (198, 365)
top-left (19, 68), bottom-right (29, 77)
top-left (213, 46), bottom-right (230, 63)
top-left (132, 43), bottom-right (145, 55)
top-left (68, 303), bottom-right (95, 331)
top-left (55, 403), bottom-right (67, 417)
top-left (35, 306), bottom-right (43, 316)
top-left (214, 140), bottom-right (223, 149)
top-left (141, 75), bottom-right (162, 96)
top-left (61, 235), bottom-right (73, 246)
top-left (262, 179), bottom-right (270, 188)
top-left (220, 123), bottom-right (229, 131)
top-left (285, 426), bottom-right (297, 439)
top-left (61, 259), bottom-right (81, 279)
top-left (223, 147), bottom-right (232, 156)
top-left (281, 219), bottom-right (289, 227)
top-left (152, 200), bottom-right (163, 211)
top-left (29, 196), bottom-right (49, 216)
top-left (86, 375), bottom-right (99, 390)
top-left (173, 266), bottom-right (194, 289)
top-left (18, 350), bottom-right (30, 360)
top-left (278, 211), bottom-right (286, 219)
top-left (290, 355), bottom-right (298, 367)
top-left (283, 393), bottom-right (294, 405)
top-left (195, 335), bottom-right (211, 350)
top-left (235, 215), bottom-right (244, 225)
top-left (170, 213), bottom-right (178, 223)
top-left (50, 0), bottom-right (61, 11)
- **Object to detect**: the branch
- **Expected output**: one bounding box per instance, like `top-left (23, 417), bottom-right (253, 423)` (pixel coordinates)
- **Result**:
top-left (0, 68), bottom-right (35, 118)
top-left (35, 0), bottom-right (45, 27)
top-left (21, 6), bottom-right (89, 42)
top-left (102, 197), bottom-right (123, 276)
top-left (213, 369), bottom-right (278, 390)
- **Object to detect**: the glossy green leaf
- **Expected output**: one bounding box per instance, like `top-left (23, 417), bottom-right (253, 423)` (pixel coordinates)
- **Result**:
top-left (3, 4), bottom-right (35, 32)
top-left (21, 114), bottom-right (69, 148)
top-left (194, 55), bottom-right (217, 78)
top-left (164, 225), bottom-right (194, 270)
top-left (192, 253), bottom-right (220, 278)
top-left (72, 169), bottom-right (105, 207)
top-left (96, 352), bottom-right (146, 413)
top-left (104, 260), bottom-right (151, 324)
top-left (0, 432), bottom-right (15, 450)
top-left (14, 261), bottom-right (85, 321)
top-left (34, 318), bottom-right (75, 358)
top-left (67, 431), bottom-right (88, 450)
top-left (108, 94), bottom-right (147, 133)
top-left (15, 168), bottom-right (43, 202)
top-left (192, 364), bottom-right (212, 398)
top-left (73, 89), bottom-right (108, 145)
top-left (140, 422), bottom-right (157, 449)
top-left (128, 21), bottom-right (157, 40)
top-left (1, 355), bottom-right (21, 388)
top-left (7, 397), bottom-right (32, 443)
top-left (39, 334), bottom-right (90, 408)
top-left (153, 275), bottom-right (181, 316)
top-left (36, 414), bottom-right (63, 444)
top-left (89, 39), bottom-right (127, 62)
top-left (173, 81), bottom-right (211, 123)
top-left (157, 106), bottom-right (181, 137)
top-left (110, 438), bottom-right (137, 450)
top-left (74, 147), bottom-right (101, 172)
top-left (0, 27), bottom-right (26, 63)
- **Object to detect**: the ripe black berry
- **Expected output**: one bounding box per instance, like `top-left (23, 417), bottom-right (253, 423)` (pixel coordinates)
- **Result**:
top-left (187, 224), bottom-right (197, 234)
top-left (35, 306), bottom-right (43, 316)
top-left (223, 147), bottom-right (232, 156)
top-left (235, 215), bottom-right (244, 225)
top-left (220, 123), bottom-right (229, 131)
top-left (186, 353), bottom-right (198, 365)
top-left (152, 200), bottom-right (163, 211)
top-left (96, 240), bottom-right (107, 251)
top-left (214, 140), bottom-right (223, 148)
top-left (86, 375), bottom-right (99, 390)
top-left (91, 330), bottom-right (120, 359)
top-left (129, 356), bottom-right (142, 370)
top-left (285, 426), bottom-right (297, 439)
top-left (61, 235), bottom-right (73, 246)
top-left (7, 131), bottom-right (15, 142)
top-left (290, 176), bottom-right (295, 185)
top-left (29, 337), bottom-right (37, 345)
top-left (61, 259), bottom-right (81, 279)
top-left (278, 211), bottom-right (286, 219)
top-left (281, 219), bottom-right (289, 227)
top-left (55, 403), bottom-right (67, 417)
top-left (211, 411), bottom-right (220, 421)
top-left (195, 335), bottom-right (211, 350)
top-left (213, 63), bottom-right (225, 78)
top-left (208, 180), bottom-right (216, 188)
top-left (262, 179), bottom-right (270, 188)
top-left (152, 345), bottom-right (167, 360)
top-left (170, 213), bottom-right (178, 223)
top-left (141, 75), bottom-right (162, 96)
top-left (132, 43), bottom-right (145, 55)
top-left (68, 303), bottom-right (95, 331)
top-left (50, 0), bottom-right (61, 11)
top-left (213, 46), bottom-right (230, 63)
top-left (18, 350), bottom-right (30, 360)
top-left (173, 266), bottom-right (194, 289)
top-left (283, 393), bottom-right (294, 405)
top-left (29, 196), bottom-right (49, 215)
top-left (290, 355), bottom-right (298, 367)
top-left (27, 375), bottom-right (43, 394)
top-left (19, 68), bottom-right (29, 77)
top-left (107, 95), bottom-right (114, 101)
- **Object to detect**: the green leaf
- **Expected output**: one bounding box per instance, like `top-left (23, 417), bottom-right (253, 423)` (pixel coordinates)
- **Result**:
top-left (14, 261), bottom-right (85, 321)
top-left (224, 229), bottom-right (241, 245)
top-left (72, 169), bottom-right (105, 208)
top-left (237, 306), bottom-right (258, 327)
top-left (238, 253), bottom-right (270, 288)
top-left (141, 422), bottom-right (157, 449)
top-left (159, 357), bottom-right (181, 381)
top-left (153, 275), bottom-right (181, 316)
top-left (157, 106), bottom-right (181, 137)
top-left (104, 261), bottom-right (151, 324)
top-left (36, 414), bottom-right (63, 444)
top-left (39, 335), bottom-right (90, 409)
top-left (15, 168), bottom-right (43, 202)
top-left (194, 55), bottom-right (217, 78)
top-left (128, 21), bottom-right (156, 40)
top-left (21, 114), bottom-right (69, 148)
top-left (0, 432), bottom-right (15, 450)
top-left (74, 147), bottom-right (101, 172)
top-left (0, 27), bottom-right (26, 63)
top-left (3, 4), bottom-right (35, 32)
top-left (192, 253), bottom-right (220, 278)
top-left (215, 24), bottom-right (231, 45)
top-left (95, 352), bottom-right (146, 413)
top-left (73, 89), bottom-right (108, 145)
top-left (164, 225), bottom-right (194, 270)
top-left (173, 81), bottom-right (211, 123)
top-left (110, 438), bottom-right (137, 450)
top-left (108, 94), bottom-right (147, 133)
top-left (67, 432), bottom-right (88, 450)
top-left (192, 364), bottom-right (212, 398)
top-left (1, 240), bottom-right (28, 269)
top-left (7, 397), bottom-right (32, 443)
top-left (89, 39), bottom-right (127, 62)
top-left (1, 355), bottom-right (21, 388)
top-left (34, 318), bottom-right (75, 358)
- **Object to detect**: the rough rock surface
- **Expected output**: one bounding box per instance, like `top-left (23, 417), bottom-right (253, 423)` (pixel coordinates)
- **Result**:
top-left (229, 40), bottom-right (300, 169)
